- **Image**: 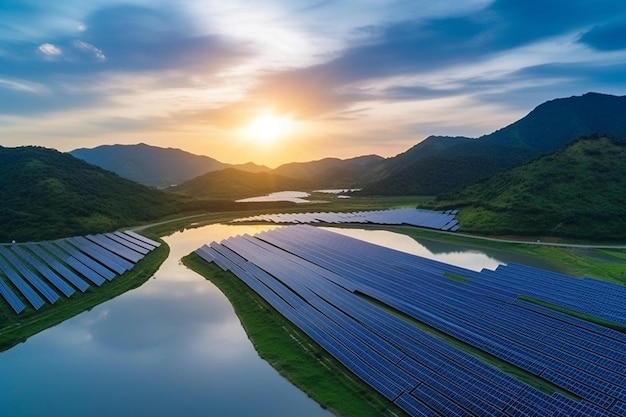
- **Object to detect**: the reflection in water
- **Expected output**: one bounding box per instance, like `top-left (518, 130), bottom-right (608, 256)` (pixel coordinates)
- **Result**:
top-left (324, 227), bottom-right (503, 271)
top-left (0, 224), bottom-right (333, 417)
top-left (236, 191), bottom-right (313, 203)
top-left (0, 223), bottom-right (525, 417)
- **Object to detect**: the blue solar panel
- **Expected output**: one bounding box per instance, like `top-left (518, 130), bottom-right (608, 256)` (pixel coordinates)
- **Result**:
top-left (25, 244), bottom-right (90, 292)
top-left (68, 237), bottom-right (131, 274)
top-left (122, 231), bottom-right (160, 248)
top-left (394, 392), bottom-right (439, 417)
top-left (44, 241), bottom-right (113, 283)
top-left (0, 245), bottom-right (59, 304)
top-left (11, 245), bottom-right (76, 298)
top-left (0, 253), bottom-right (45, 310)
top-left (104, 233), bottom-right (150, 255)
top-left (192, 225), bottom-right (626, 416)
top-left (0, 273), bottom-right (26, 313)
top-left (84, 235), bottom-right (144, 263)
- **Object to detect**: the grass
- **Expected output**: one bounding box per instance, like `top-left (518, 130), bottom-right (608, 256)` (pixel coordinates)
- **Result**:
top-left (442, 272), bottom-right (469, 283)
top-left (518, 295), bottom-right (626, 333)
top-left (182, 253), bottom-right (408, 417)
top-left (0, 238), bottom-right (169, 352)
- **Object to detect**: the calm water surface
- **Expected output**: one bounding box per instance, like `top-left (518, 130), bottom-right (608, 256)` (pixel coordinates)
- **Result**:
top-left (0, 224), bottom-right (546, 416)
top-left (236, 191), bottom-right (314, 203)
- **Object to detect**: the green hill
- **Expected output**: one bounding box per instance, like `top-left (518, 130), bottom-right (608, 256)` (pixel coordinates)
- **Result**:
top-left (0, 146), bottom-right (187, 242)
top-left (361, 92), bottom-right (626, 196)
top-left (273, 155), bottom-right (385, 188)
top-left (170, 168), bottom-right (313, 199)
top-left (444, 137), bottom-right (626, 240)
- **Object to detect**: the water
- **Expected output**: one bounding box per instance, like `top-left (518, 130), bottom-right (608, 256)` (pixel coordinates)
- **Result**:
top-left (325, 227), bottom-right (502, 271)
top-left (0, 224), bottom-right (331, 417)
top-left (0, 223), bottom-right (544, 416)
top-left (236, 191), bottom-right (314, 203)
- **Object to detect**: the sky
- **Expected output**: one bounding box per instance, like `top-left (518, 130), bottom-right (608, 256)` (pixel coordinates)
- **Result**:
top-left (1, 0), bottom-right (626, 167)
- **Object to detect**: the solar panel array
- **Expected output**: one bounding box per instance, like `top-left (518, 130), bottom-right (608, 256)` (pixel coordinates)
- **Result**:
top-left (233, 208), bottom-right (460, 231)
top-left (0, 231), bottom-right (160, 314)
top-left (196, 225), bottom-right (625, 417)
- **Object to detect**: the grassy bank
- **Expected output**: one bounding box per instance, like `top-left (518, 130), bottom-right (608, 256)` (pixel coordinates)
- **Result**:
top-left (0, 239), bottom-right (169, 352)
top-left (182, 253), bottom-right (408, 417)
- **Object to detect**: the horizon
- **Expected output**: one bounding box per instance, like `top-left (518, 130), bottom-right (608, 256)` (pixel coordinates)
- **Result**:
top-left (2, 1), bottom-right (626, 166)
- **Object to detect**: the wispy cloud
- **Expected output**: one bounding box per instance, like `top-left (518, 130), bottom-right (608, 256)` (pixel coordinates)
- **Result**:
top-left (73, 40), bottom-right (105, 60)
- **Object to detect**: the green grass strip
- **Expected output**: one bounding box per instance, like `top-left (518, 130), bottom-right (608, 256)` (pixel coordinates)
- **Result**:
top-left (0, 240), bottom-right (169, 352)
top-left (518, 295), bottom-right (626, 333)
top-left (443, 272), bottom-right (469, 283)
top-left (182, 253), bottom-right (408, 417)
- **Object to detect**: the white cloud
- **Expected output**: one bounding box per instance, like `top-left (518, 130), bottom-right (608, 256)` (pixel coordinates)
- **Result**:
top-left (73, 40), bottom-right (106, 61)
top-left (0, 78), bottom-right (48, 94)
top-left (38, 43), bottom-right (62, 57)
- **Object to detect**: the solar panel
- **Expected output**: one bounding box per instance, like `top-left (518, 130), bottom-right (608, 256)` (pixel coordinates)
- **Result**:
top-left (192, 225), bottom-right (626, 416)
top-left (0, 245), bottom-right (59, 304)
top-left (0, 273), bottom-right (26, 313)
top-left (11, 245), bottom-right (76, 297)
top-left (25, 244), bottom-right (90, 292)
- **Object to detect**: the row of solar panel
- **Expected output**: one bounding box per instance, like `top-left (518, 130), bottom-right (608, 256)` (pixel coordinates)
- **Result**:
top-left (233, 208), bottom-right (460, 231)
top-left (0, 231), bottom-right (159, 314)
top-left (196, 225), bottom-right (622, 416)
top-left (271, 224), bottom-right (626, 350)
top-left (202, 233), bottom-right (613, 416)
top-left (467, 262), bottom-right (626, 326)
top-left (255, 226), bottom-right (626, 408)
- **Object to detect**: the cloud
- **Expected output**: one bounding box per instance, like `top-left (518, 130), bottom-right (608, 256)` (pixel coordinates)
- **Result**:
top-left (1, 4), bottom-right (251, 77)
top-left (38, 42), bottom-right (62, 57)
top-left (0, 4), bottom-right (253, 117)
top-left (78, 4), bottom-right (251, 72)
top-left (0, 77), bottom-right (47, 93)
top-left (579, 18), bottom-right (626, 51)
top-left (241, 0), bottom-right (626, 120)
top-left (73, 40), bottom-right (105, 60)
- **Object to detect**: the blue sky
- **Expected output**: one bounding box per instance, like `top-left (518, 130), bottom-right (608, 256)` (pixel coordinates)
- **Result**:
top-left (1, 0), bottom-right (626, 166)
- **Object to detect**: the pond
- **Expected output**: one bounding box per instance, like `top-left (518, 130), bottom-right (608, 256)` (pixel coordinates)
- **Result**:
top-left (236, 191), bottom-right (314, 203)
top-left (0, 223), bottom-right (552, 416)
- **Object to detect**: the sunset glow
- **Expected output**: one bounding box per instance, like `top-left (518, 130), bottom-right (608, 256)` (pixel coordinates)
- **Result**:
top-left (241, 111), bottom-right (294, 146)
top-left (1, 1), bottom-right (625, 166)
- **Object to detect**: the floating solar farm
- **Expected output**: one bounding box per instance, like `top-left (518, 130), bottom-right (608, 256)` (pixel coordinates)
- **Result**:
top-left (233, 208), bottom-right (460, 232)
top-left (0, 231), bottom-right (160, 314)
top-left (196, 225), bottom-right (626, 417)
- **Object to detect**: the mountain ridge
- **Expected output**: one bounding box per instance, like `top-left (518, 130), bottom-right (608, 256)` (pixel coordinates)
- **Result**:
top-left (70, 143), bottom-right (270, 187)
top-left (170, 168), bottom-right (313, 199)
top-left (360, 92), bottom-right (626, 196)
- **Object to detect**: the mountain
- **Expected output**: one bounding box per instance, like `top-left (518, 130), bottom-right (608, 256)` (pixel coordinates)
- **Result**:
top-left (444, 136), bottom-right (626, 240)
top-left (361, 92), bottom-right (626, 196)
top-left (273, 155), bottom-right (385, 188)
top-left (170, 168), bottom-right (313, 199)
top-left (0, 146), bottom-right (189, 242)
top-left (70, 143), bottom-right (269, 187)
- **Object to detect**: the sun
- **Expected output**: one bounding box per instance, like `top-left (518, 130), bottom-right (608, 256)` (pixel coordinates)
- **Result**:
top-left (241, 110), bottom-right (293, 145)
